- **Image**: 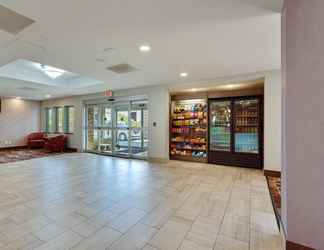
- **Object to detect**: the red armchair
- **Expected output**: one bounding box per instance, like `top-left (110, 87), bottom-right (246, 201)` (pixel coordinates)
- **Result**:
top-left (44, 135), bottom-right (68, 152)
top-left (27, 132), bottom-right (47, 148)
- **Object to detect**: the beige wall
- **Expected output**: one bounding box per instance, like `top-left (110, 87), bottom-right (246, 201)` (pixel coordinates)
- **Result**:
top-left (282, 0), bottom-right (324, 248)
top-left (264, 70), bottom-right (282, 172)
top-left (0, 98), bottom-right (41, 148)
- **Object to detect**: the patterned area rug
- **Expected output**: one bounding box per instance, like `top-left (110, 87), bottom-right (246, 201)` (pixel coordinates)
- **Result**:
top-left (0, 149), bottom-right (63, 164)
top-left (267, 176), bottom-right (281, 216)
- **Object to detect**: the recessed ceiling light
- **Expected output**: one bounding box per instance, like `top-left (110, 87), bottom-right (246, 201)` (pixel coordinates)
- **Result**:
top-left (139, 45), bottom-right (151, 52)
top-left (180, 72), bottom-right (188, 77)
top-left (45, 94), bottom-right (51, 98)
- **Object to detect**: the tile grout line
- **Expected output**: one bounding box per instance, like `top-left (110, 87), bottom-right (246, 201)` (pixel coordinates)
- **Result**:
top-left (212, 169), bottom-right (238, 250)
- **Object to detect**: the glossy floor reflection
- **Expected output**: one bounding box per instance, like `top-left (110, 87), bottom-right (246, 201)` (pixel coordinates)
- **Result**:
top-left (0, 153), bottom-right (283, 250)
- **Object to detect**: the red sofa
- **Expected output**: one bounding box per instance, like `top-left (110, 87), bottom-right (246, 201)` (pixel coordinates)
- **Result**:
top-left (44, 135), bottom-right (68, 152)
top-left (27, 132), bottom-right (47, 148)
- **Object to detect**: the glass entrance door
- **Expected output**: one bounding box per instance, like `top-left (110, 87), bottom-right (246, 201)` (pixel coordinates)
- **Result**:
top-left (114, 105), bottom-right (130, 157)
top-left (98, 105), bottom-right (113, 154)
top-left (86, 105), bottom-right (100, 152)
top-left (85, 100), bottom-right (148, 159)
top-left (130, 102), bottom-right (148, 157)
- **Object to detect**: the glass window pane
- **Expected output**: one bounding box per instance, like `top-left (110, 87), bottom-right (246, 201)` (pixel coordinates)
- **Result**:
top-left (45, 108), bottom-right (49, 132)
top-left (98, 129), bottom-right (113, 153)
top-left (234, 99), bottom-right (259, 153)
top-left (116, 109), bottom-right (128, 128)
top-left (130, 102), bottom-right (149, 158)
top-left (86, 106), bottom-right (99, 151)
top-left (115, 129), bottom-right (129, 155)
top-left (130, 103), bottom-right (148, 128)
top-left (47, 108), bottom-right (54, 133)
top-left (102, 107), bottom-right (112, 127)
top-left (209, 101), bottom-right (231, 151)
top-left (130, 110), bottom-right (142, 128)
top-left (57, 107), bottom-right (64, 133)
top-left (68, 106), bottom-right (74, 133)
top-left (130, 128), bottom-right (148, 157)
top-left (143, 109), bottom-right (148, 128)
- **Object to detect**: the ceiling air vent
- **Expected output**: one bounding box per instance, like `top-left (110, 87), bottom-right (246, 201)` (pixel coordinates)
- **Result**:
top-left (0, 4), bottom-right (35, 34)
top-left (107, 63), bottom-right (139, 74)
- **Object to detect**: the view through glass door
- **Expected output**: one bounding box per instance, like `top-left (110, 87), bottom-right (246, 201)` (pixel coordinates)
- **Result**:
top-left (130, 102), bottom-right (148, 157)
top-left (114, 105), bottom-right (130, 156)
top-left (85, 100), bottom-right (148, 158)
top-left (99, 105), bottom-right (113, 154)
top-left (85, 105), bottom-right (100, 151)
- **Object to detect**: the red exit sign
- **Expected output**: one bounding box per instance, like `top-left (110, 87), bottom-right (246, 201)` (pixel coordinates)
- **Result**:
top-left (104, 90), bottom-right (113, 97)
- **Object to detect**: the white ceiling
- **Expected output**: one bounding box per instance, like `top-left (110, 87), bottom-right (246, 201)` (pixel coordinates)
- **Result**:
top-left (0, 0), bottom-right (282, 100)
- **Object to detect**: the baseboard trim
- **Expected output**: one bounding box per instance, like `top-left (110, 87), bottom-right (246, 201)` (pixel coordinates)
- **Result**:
top-left (264, 169), bottom-right (281, 177)
top-left (0, 146), bottom-right (78, 153)
top-left (65, 148), bottom-right (78, 152)
top-left (286, 241), bottom-right (317, 250)
top-left (0, 145), bottom-right (28, 151)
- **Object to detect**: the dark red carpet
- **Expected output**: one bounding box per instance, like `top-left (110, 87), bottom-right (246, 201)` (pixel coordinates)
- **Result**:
top-left (0, 149), bottom-right (63, 164)
top-left (267, 176), bottom-right (281, 216)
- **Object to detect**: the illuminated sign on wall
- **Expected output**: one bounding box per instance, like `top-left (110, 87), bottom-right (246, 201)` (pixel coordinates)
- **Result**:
top-left (104, 90), bottom-right (113, 97)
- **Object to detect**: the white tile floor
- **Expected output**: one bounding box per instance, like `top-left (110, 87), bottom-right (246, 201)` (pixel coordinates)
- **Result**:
top-left (0, 153), bottom-right (283, 250)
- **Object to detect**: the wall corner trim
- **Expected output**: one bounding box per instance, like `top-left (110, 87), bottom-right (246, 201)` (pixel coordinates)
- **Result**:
top-left (264, 169), bottom-right (281, 177)
top-left (286, 241), bottom-right (317, 250)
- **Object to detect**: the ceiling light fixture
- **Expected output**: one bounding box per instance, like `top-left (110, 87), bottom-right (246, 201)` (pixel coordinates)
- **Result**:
top-left (36, 64), bottom-right (66, 79)
top-left (180, 72), bottom-right (188, 78)
top-left (45, 94), bottom-right (51, 98)
top-left (223, 84), bottom-right (237, 90)
top-left (139, 45), bottom-right (151, 52)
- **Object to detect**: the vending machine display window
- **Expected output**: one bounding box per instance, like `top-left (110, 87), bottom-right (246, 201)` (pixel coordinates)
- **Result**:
top-left (208, 96), bottom-right (263, 168)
